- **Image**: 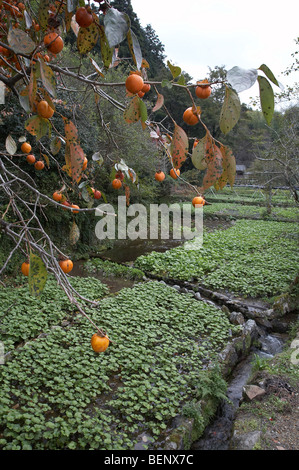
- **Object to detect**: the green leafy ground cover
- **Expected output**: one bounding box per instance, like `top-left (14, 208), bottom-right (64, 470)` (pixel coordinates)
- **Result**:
top-left (205, 187), bottom-right (295, 205)
top-left (0, 280), bottom-right (241, 450)
top-left (135, 220), bottom-right (299, 298)
top-left (201, 202), bottom-right (299, 221)
top-left (0, 277), bottom-right (109, 352)
top-left (84, 258), bottom-right (145, 280)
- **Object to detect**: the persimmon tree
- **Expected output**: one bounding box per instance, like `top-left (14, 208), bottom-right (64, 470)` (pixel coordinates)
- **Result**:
top-left (0, 0), bottom-right (282, 346)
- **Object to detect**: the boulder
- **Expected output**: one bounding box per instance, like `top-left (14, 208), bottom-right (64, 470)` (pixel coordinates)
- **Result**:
top-left (229, 311), bottom-right (245, 325)
top-left (243, 385), bottom-right (266, 402)
top-left (231, 430), bottom-right (262, 450)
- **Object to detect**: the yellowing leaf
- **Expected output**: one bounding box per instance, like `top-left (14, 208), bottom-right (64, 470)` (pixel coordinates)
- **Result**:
top-left (99, 25), bottom-right (113, 69)
top-left (63, 118), bottom-right (85, 184)
top-left (219, 86), bottom-right (241, 135)
top-left (38, 0), bottom-right (50, 31)
top-left (5, 135), bottom-right (17, 155)
top-left (25, 115), bottom-right (51, 140)
top-left (39, 59), bottom-right (57, 98)
top-left (28, 68), bottom-right (37, 110)
top-left (220, 145), bottom-right (236, 187)
top-left (170, 124), bottom-right (188, 169)
top-left (77, 23), bottom-right (99, 55)
top-left (153, 93), bottom-right (164, 112)
top-left (124, 95), bottom-right (141, 124)
top-left (167, 60), bottom-right (181, 79)
top-left (42, 153), bottom-right (50, 169)
top-left (258, 76), bottom-right (274, 125)
top-left (28, 252), bottom-right (48, 297)
top-left (191, 136), bottom-right (207, 170)
top-left (89, 57), bottom-right (105, 77)
top-left (202, 137), bottom-right (223, 190)
top-left (70, 220), bottom-right (80, 245)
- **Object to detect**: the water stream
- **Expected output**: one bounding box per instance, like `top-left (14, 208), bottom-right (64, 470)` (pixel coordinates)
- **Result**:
top-left (191, 333), bottom-right (286, 450)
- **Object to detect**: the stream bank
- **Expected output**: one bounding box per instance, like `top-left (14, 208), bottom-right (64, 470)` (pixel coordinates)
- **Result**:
top-left (71, 226), bottom-right (298, 451)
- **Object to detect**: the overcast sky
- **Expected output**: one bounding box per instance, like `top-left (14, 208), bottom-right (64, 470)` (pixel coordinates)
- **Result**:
top-left (130, 0), bottom-right (298, 105)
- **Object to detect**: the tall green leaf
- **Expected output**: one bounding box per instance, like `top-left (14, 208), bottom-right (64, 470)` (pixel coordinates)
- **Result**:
top-left (219, 86), bottom-right (241, 135)
top-left (99, 25), bottom-right (113, 69)
top-left (28, 252), bottom-right (48, 297)
top-left (258, 76), bottom-right (274, 125)
top-left (258, 64), bottom-right (280, 88)
top-left (139, 98), bottom-right (148, 124)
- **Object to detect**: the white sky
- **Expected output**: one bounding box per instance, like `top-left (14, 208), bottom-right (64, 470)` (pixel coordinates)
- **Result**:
top-left (130, 0), bottom-right (298, 105)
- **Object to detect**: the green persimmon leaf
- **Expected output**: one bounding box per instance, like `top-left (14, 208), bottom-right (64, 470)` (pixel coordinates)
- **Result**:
top-left (98, 25), bottom-right (113, 69)
top-left (191, 137), bottom-right (207, 170)
top-left (167, 61), bottom-right (181, 79)
top-left (139, 98), bottom-right (148, 123)
top-left (258, 64), bottom-right (280, 88)
top-left (29, 252), bottom-right (48, 297)
top-left (258, 76), bottom-right (274, 125)
top-left (39, 59), bottom-right (56, 98)
top-left (219, 86), bottom-right (241, 134)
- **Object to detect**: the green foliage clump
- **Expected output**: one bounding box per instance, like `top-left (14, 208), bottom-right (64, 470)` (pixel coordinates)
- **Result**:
top-left (0, 280), bottom-right (239, 450)
top-left (0, 276), bottom-right (109, 351)
top-left (84, 258), bottom-right (145, 280)
top-left (135, 220), bottom-right (299, 298)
